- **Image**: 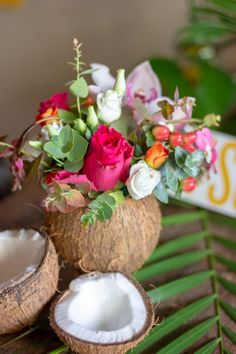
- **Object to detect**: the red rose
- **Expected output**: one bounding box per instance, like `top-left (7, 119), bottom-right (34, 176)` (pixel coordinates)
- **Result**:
top-left (35, 92), bottom-right (69, 126)
top-left (82, 125), bottom-right (134, 191)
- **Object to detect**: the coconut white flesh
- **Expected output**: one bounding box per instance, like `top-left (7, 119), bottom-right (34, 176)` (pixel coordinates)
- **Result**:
top-left (0, 229), bottom-right (46, 289)
top-left (54, 272), bottom-right (148, 344)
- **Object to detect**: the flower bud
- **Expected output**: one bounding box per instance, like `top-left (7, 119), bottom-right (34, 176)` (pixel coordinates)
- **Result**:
top-left (86, 106), bottom-right (99, 130)
top-left (114, 69), bottom-right (126, 97)
top-left (145, 142), bottom-right (169, 169)
top-left (74, 118), bottom-right (87, 134)
top-left (203, 114), bottom-right (221, 127)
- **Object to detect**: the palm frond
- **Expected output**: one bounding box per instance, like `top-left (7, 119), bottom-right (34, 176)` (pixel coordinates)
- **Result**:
top-left (130, 210), bottom-right (236, 353)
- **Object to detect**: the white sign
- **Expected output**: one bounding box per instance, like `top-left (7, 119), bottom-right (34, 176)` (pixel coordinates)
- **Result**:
top-left (181, 131), bottom-right (236, 218)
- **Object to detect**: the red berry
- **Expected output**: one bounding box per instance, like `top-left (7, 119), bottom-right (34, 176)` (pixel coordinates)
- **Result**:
top-left (182, 143), bottom-right (195, 153)
top-left (169, 132), bottom-right (183, 147)
top-left (184, 132), bottom-right (197, 145)
top-left (181, 177), bottom-right (197, 192)
top-left (152, 125), bottom-right (170, 141)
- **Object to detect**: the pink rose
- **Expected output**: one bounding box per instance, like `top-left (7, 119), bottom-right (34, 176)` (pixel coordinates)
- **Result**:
top-left (82, 125), bottom-right (134, 191)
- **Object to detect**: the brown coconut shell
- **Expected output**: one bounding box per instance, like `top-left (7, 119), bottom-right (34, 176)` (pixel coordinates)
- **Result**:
top-left (0, 230), bottom-right (59, 334)
top-left (49, 272), bottom-right (154, 354)
top-left (45, 195), bottom-right (161, 273)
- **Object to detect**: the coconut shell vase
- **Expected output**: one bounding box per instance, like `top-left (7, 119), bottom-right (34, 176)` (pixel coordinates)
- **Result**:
top-left (45, 195), bottom-right (161, 274)
top-left (0, 228), bottom-right (59, 334)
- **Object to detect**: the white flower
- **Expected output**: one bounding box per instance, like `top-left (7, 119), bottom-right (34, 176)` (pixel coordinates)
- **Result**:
top-left (126, 161), bottom-right (161, 200)
top-left (41, 121), bottom-right (63, 141)
top-left (97, 90), bottom-right (122, 123)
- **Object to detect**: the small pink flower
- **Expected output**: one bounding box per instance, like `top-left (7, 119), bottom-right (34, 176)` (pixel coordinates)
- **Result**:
top-left (11, 157), bottom-right (25, 191)
top-left (196, 128), bottom-right (217, 165)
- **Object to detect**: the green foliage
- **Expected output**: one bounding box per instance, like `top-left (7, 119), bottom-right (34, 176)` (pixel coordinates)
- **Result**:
top-left (180, 0), bottom-right (236, 46)
top-left (145, 130), bottom-right (155, 147)
top-left (149, 57), bottom-right (236, 120)
top-left (130, 210), bottom-right (236, 353)
top-left (153, 180), bottom-right (169, 204)
top-left (153, 149), bottom-right (202, 202)
top-left (43, 126), bottom-right (88, 170)
top-left (57, 109), bottom-right (76, 124)
top-left (81, 191), bottom-right (125, 226)
top-left (69, 77), bottom-right (89, 98)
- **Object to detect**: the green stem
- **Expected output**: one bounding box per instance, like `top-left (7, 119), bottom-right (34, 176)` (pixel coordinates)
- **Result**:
top-left (0, 326), bottom-right (39, 349)
top-left (202, 211), bottom-right (224, 354)
top-left (0, 142), bottom-right (14, 148)
top-left (75, 45), bottom-right (81, 118)
top-left (169, 117), bottom-right (202, 125)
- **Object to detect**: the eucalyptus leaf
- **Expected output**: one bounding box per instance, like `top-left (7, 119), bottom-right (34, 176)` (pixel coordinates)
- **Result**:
top-left (58, 125), bottom-right (74, 153)
top-left (153, 180), bottom-right (168, 203)
top-left (57, 109), bottom-right (76, 124)
top-left (67, 130), bottom-right (88, 162)
top-left (64, 159), bottom-right (83, 172)
top-left (175, 146), bottom-right (188, 168)
top-left (69, 77), bottom-right (89, 98)
top-left (43, 140), bottom-right (66, 159)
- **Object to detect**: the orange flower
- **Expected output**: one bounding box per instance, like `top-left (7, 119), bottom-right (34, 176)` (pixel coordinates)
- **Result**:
top-left (35, 92), bottom-right (69, 126)
top-left (35, 107), bottom-right (59, 126)
top-left (145, 142), bottom-right (169, 169)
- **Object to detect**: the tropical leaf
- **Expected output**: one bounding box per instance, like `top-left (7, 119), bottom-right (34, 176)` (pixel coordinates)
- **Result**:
top-left (130, 209), bottom-right (236, 353)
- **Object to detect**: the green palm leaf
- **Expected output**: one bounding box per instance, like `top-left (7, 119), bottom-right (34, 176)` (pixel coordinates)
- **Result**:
top-left (129, 209), bottom-right (236, 353)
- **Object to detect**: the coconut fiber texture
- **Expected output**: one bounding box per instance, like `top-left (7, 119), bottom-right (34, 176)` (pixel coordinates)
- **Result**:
top-left (49, 273), bottom-right (154, 354)
top-left (0, 233), bottom-right (59, 334)
top-left (45, 195), bottom-right (161, 274)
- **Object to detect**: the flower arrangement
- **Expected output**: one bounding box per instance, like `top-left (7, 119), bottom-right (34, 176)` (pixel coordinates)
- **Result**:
top-left (1, 39), bottom-right (220, 225)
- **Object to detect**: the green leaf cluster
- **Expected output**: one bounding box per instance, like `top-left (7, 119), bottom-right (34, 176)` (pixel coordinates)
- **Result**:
top-left (43, 125), bottom-right (88, 172)
top-left (130, 210), bottom-right (236, 353)
top-left (154, 148), bottom-right (205, 203)
top-left (81, 191), bottom-right (125, 226)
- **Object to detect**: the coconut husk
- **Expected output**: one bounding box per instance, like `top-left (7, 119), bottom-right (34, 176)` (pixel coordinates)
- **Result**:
top-left (49, 272), bottom-right (154, 354)
top-left (45, 195), bottom-right (161, 273)
top-left (0, 231), bottom-right (59, 334)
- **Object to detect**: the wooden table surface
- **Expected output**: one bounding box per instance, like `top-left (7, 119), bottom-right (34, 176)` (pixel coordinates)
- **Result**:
top-left (0, 183), bottom-right (235, 354)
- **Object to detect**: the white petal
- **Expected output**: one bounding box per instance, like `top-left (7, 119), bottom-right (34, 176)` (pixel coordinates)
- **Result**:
top-left (91, 63), bottom-right (115, 91)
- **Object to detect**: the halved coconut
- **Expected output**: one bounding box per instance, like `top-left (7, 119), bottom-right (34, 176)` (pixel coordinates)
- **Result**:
top-left (50, 272), bottom-right (154, 354)
top-left (46, 195), bottom-right (161, 273)
top-left (0, 228), bottom-right (59, 334)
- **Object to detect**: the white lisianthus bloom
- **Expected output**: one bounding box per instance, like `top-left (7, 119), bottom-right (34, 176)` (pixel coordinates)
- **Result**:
top-left (97, 90), bottom-right (122, 124)
top-left (126, 161), bottom-right (161, 200)
top-left (41, 121), bottom-right (63, 141)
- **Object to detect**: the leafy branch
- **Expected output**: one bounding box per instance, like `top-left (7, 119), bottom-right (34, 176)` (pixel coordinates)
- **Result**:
top-left (81, 191), bottom-right (125, 226)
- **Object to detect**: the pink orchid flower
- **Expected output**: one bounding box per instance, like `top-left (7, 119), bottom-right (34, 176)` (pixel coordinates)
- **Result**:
top-left (153, 96), bottom-right (196, 129)
top-left (126, 61), bottom-right (162, 113)
top-left (196, 128), bottom-right (217, 165)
